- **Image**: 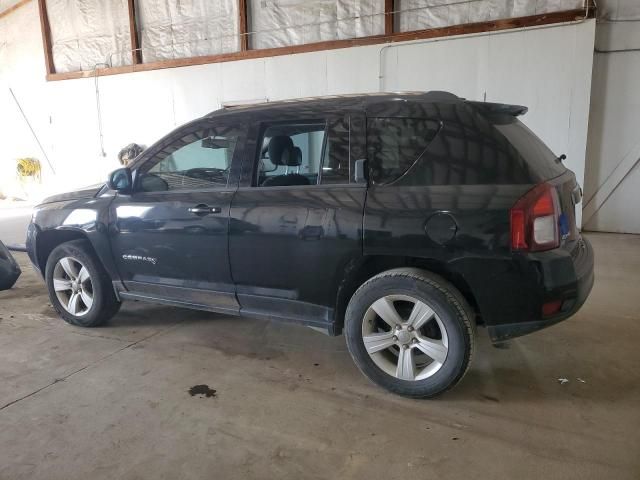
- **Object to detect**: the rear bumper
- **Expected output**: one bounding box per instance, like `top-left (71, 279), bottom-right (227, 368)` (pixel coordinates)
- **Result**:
top-left (487, 236), bottom-right (595, 342)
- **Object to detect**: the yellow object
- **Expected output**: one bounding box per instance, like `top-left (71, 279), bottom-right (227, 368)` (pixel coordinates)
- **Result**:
top-left (16, 158), bottom-right (41, 179)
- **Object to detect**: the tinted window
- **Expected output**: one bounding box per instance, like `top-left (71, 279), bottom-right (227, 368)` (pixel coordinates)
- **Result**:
top-left (494, 119), bottom-right (566, 180)
top-left (256, 118), bottom-right (350, 187)
top-left (257, 123), bottom-right (325, 187)
top-left (320, 117), bottom-right (350, 185)
top-left (367, 118), bottom-right (440, 185)
top-left (139, 124), bottom-right (240, 192)
top-left (384, 106), bottom-right (537, 186)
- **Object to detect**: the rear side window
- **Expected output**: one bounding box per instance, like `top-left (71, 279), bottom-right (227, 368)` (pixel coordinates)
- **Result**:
top-left (367, 118), bottom-right (440, 185)
top-left (494, 120), bottom-right (566, 180)
top-left (257, 122), bottom-right (326, 187)
top-left (255, 117), bottom-right (350, 187)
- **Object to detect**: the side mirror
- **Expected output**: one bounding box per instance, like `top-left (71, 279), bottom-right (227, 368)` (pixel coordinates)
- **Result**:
top-left (107, 167), bottom-right (132, 193)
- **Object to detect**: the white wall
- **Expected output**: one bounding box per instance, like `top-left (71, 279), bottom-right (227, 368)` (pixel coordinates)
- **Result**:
top-left (1, 1), bottom-right (595, 227)
top-left (583, 0), bottom-right (640, 234)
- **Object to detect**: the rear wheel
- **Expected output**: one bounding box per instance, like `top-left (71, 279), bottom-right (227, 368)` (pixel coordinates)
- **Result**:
top-left (345, 268), bottom-right (474, 398)
top-left (45, 240), bottom-right (120, 327)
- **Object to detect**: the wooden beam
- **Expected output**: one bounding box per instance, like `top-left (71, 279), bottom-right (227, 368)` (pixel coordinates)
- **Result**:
top-left (45, 7), bottom-right (594, 82)
top-left (127, 0), bottom-right (142, 64)
top-left (0, 0), bottom-right (32, 20)
top-left (36, 0), bottom-right (55, 75)
top-left (384, 0), bottom-right (394, 36)
top-left (238, 0), bottom-right (249, 51)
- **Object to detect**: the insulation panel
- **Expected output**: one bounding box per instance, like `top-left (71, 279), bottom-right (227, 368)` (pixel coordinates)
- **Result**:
top-left (396, 0), bottom-right (586, 32)
top-left (137, 0), bottom-right (240, 62)
top-left (248, 0), bottom-right (385, 49)
top-left (47, 0), bottom-right (132, 73)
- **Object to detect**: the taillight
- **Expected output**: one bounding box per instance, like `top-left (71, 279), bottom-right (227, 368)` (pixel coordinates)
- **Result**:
top-left (510, 183), bottom-right (560, 252)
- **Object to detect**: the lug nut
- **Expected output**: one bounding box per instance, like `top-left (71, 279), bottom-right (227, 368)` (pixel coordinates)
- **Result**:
top-left (412, 338), bottom-right (419, 344)
top-left (396, 324), bottom-right (402, 330)
top-left (407, 326), bottom-right (414, 332)
top-left (392, 335), bottom-right (398, 341)
top-left (402, 344), bottom-right (409, 350)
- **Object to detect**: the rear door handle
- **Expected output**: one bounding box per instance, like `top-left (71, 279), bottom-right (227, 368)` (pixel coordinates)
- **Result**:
top-left (188, 204), bottom-right (221, 215)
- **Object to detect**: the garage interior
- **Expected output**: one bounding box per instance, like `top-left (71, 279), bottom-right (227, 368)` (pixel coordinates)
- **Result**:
top-left (1, 0), bottom-right (639, 479)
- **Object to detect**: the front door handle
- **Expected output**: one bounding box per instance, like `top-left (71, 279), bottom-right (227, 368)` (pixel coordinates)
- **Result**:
top-left (188, 204), bottom-right (221, 215)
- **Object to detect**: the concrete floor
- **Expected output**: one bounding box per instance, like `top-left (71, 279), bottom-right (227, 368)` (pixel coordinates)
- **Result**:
top-left (0, 233), bottom-right (638, 480)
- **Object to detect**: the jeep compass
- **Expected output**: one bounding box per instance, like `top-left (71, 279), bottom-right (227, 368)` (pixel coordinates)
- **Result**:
top-left (26, 92), bottom-right (594, 397)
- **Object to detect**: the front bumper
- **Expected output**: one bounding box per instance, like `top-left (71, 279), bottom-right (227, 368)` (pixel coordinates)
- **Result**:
top-left (25, 222), bottom-right (43, 278)
top-left (487, 236), bottom-right (595, 342)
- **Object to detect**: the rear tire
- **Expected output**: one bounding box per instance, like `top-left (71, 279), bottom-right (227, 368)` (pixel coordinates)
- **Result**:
top-left (344, 268), bottom-right (475, 398)
top-left (45, 240), bottom-right (120, 327)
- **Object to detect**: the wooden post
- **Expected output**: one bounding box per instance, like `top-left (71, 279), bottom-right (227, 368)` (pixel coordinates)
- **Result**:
top-left (127, 0), bottom-right (142, 64)
top-left (239, 0), bottom-right (249, 51)
top-left (36, 0), bottom-right (55, 74)
top-left (385, 0), bottom-right (394, 36)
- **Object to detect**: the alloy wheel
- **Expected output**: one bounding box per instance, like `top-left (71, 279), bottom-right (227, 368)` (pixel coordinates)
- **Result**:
top-left (361, 294), bottom-right (449, 381)
top-left (52, 256), bottom-right (94, 317)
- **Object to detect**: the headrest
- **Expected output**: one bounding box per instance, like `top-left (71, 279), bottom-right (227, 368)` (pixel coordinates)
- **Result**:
top-left (290, 147), bottom-right (302, 167)
top-left (268, 136), bottom-right (294, 166)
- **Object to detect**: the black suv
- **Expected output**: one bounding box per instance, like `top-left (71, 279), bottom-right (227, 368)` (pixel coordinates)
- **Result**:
top-left (26, 92), bottom-right (594, 398)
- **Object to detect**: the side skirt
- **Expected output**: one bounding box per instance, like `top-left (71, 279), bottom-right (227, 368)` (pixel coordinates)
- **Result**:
top-left (116, 291), bottom-right (340, 336)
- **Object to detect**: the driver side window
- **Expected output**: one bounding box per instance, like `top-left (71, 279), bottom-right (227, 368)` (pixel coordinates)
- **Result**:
top-left (138, 124), bottom-right (241, 192)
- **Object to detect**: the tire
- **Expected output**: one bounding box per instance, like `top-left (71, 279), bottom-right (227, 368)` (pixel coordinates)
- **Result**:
top-left (45, 239), bottom-right (120, 327)
top-left (344, 268), bottom-right (475, 398)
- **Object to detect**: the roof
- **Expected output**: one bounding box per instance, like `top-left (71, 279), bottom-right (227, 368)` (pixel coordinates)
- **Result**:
top-left (205, 91), bottom-right (465, 118)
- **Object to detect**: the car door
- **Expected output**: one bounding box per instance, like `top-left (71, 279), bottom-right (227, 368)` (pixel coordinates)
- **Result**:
top-left (228, 109), bottom-right (367, 331)
top-left (109, 118), bottom-right (247, 313)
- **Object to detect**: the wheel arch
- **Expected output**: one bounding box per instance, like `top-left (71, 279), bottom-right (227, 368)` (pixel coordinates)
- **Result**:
top-left (36, 229), bottom-right (95, 273)
top-left (334, 255), bottom-right (481, 333)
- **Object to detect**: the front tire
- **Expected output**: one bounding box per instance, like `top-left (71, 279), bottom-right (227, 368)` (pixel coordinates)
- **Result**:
top-left (345, 268), bottom-right (475, 398)
top-left (45, 240), bottom-right (120, 327)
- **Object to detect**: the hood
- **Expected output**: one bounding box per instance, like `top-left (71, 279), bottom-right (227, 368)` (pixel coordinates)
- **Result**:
top-left (40, 183), bottom-right (105, 205)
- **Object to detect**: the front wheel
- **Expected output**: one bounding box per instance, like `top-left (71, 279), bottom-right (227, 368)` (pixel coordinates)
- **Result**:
top-left (344, 268), bottom-right (475, 398)
top-left (45, 240), bottom-right (120, 327)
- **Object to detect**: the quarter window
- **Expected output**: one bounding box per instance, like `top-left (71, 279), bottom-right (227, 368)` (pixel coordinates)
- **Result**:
top-left (367, 118), bottom-right (440, 185)
top-left (138, 124), bottom-right (241, 192)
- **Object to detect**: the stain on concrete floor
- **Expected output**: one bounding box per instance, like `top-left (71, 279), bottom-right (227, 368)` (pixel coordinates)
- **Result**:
top-left (188, 385), bottom-right (217, 398)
